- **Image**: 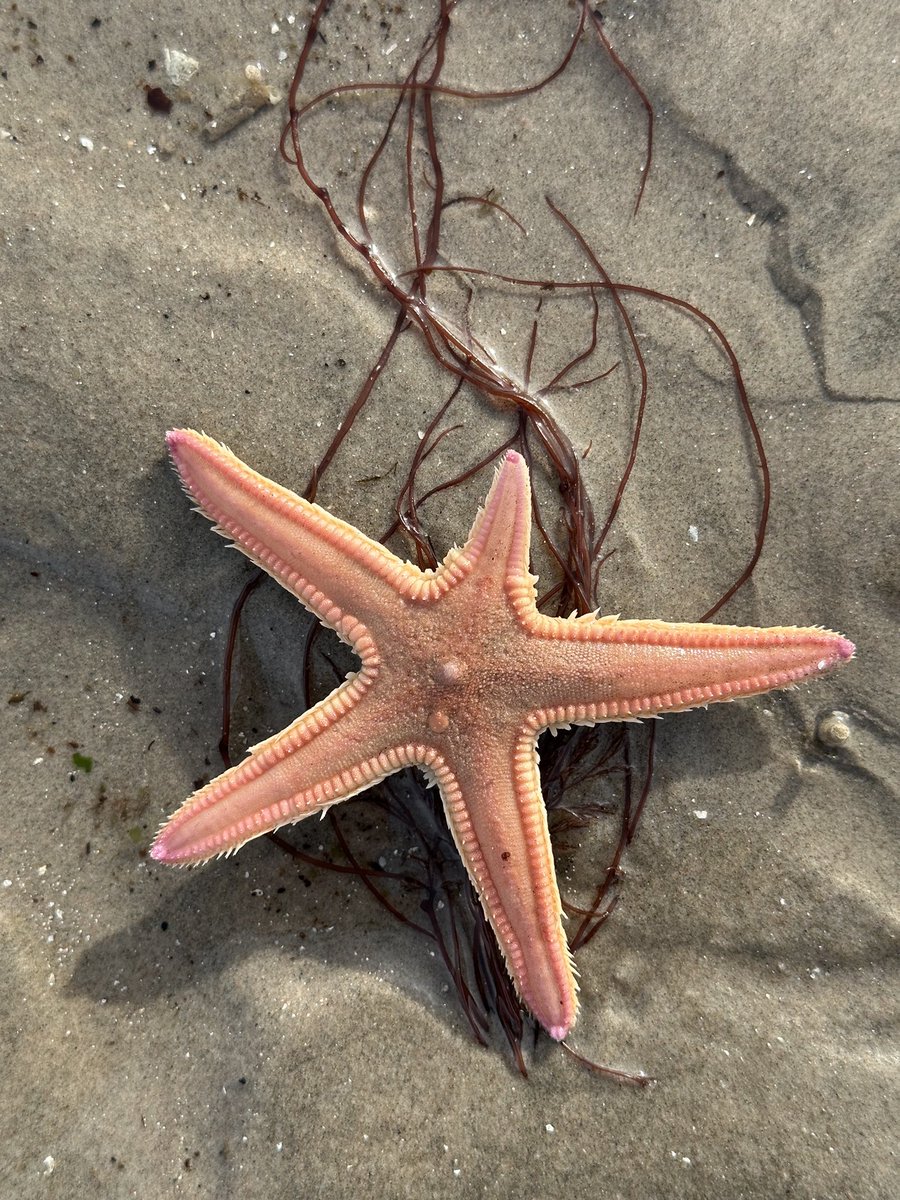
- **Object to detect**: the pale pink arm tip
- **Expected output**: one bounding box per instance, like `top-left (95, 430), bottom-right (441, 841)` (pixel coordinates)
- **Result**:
top-left (837, 637), bottom-right (855, 661)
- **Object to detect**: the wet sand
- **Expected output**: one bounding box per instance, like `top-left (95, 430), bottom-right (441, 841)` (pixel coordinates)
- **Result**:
top-left (1, 4), bottom-right (896, 1197)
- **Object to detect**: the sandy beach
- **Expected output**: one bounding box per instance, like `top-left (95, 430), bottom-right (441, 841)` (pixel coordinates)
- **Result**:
top-left (1, 3), bottom-right (896, 1197)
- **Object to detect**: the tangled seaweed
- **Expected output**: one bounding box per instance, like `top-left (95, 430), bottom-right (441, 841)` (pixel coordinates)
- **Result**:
top-left (216, 1), bottom-right (769, 1080)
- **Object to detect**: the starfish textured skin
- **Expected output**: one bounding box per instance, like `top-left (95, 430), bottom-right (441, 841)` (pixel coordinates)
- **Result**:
top-left (152, 429), bottom-right (854, 1041)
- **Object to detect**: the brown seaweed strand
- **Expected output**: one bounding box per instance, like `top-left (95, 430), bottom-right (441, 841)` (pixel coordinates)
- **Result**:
top-left (545, 199), bottom-right (649, 562)
top-left (586, 3), bottom-right (654, 217)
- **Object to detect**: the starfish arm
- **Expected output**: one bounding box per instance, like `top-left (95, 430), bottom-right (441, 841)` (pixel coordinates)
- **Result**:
top-left (519, 617), bottom-right (855, 724)
top-left (451, 450), bottom-right (533, 584)
top-left (167, 429), bottom-right (421, 647)
top-left (434, 729), bottom-right (578, 1041)
top-left (151, 679), bottom-right (405, 865)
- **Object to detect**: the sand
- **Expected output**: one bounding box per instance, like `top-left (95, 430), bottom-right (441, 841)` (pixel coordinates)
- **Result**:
top-left (1, 3), bottom-right (896, 1197)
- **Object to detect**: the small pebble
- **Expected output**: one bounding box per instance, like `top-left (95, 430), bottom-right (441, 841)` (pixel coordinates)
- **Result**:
top-left (816, 710), bottom-right (851, 749)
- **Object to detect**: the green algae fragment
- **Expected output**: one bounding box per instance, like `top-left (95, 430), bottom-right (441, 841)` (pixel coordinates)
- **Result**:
top-left (72, 752), bottom-right (93, 773)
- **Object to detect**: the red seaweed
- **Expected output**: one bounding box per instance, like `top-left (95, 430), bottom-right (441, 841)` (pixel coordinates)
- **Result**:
top-left (213, 1), bottom-right (767, 1079)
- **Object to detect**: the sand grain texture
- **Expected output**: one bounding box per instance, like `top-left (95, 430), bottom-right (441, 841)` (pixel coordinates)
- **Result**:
top-left (1, 4), bottom-right (896, 1198)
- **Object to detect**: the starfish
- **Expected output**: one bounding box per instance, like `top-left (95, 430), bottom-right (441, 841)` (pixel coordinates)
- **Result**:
top-left (152, 429), bottom-right (854, 1040)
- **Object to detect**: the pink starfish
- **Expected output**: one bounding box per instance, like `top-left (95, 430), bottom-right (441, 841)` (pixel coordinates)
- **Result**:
top-left (152, 429), bottom-right (854, 1041)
